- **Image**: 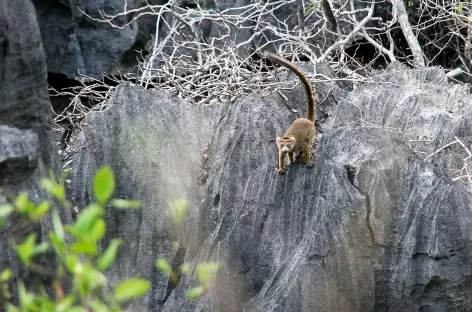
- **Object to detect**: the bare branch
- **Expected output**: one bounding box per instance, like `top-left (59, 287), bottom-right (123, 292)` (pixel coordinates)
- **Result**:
top-left (318, 0), bottom-right (376, 63)
top-left (390, 0), bottom-right (426, 67)
top-left (446, 67), bottom-right (463, 78)
top-left (424, 138), bottom-right (459, 161)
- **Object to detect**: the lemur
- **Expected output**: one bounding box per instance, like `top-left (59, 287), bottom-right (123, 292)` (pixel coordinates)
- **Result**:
top-left (264, 52), bottom-right (317, 175)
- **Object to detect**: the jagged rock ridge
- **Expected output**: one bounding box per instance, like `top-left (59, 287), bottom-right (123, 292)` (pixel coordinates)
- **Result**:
top-left (0, 0), bottom-right (72, 302)
top-left (70, 63), bottom-right (472, 312)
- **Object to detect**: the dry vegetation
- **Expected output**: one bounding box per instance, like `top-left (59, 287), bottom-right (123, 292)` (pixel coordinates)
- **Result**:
top-left (51, 0), bottom-right (472, 170)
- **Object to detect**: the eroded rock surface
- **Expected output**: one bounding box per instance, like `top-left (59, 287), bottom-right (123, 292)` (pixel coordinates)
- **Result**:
top-left (0, 0), bottom-right (72, 302)
top-left (0, 0), bottom-right (62, 194)
top-left (33, 0), bottom-right (153, 79)
top-left (70, 63), bottom-right (472, 311)
top-left (0, 126), bottom-right (39, 184)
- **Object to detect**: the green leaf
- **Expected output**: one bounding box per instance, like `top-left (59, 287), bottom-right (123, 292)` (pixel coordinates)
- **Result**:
top-left (0, 269), bottom-right (12, 282)
top-left (68, 307), bottom-right (87, 312)
top-left (40, 177), bottom-right (65, 201)
top-left (74, 204), bottom-right (104, 236)
top-left (82, 264), bottom-right (106, 291)
top-left (90, 299), bottom-right (109, 312)
top-left (155, 257), bottom-right (172, 276)
top-left (180, 263), bottom-right (191, 274)
top-left (15, 234), bottom-right (48, 265)
top-left (305, 4), bottom-right (314, 16)
top-left (88, 219), bottom-right (106, 242)
top-left (5, 303), bottom-right (19, 312)
top-left (2, 285), bottom-right (12, 301)
top-left (96, 239), bottom-right (122, 272)
top-left (40, 178), bottom-right (55, 195)
top-left (14, 192), bottom-right (34, 214)
top-left (93, 166), bottom-right (115, 205)
top-left (111, 199), bottom-right (142, 209)
top-left (49, 232), bottom-right (66, 257)
top-left (64, 225), bottom-right (79, 237)
top-left (168, 198), bottom-right (188, 226)
top-left (14, 192), bottom-right (28, 212)
top-left (32, 293), bottom-right (54, 310)
top-left (52, 209), bottom-right (64, 240)
top-left (29, 201), bottom-right (50, 221)
top-left (171, 241), bottom-right (180, 251)
top-left (114, 278), bottom-right (150, 302)
top-left (32, 242), bottom-right (49, 256)
top-left (65, 254), bottom-right (80, 274)
top-left (186, 285), bottom-right (205, 299)
top-left (16, 233), bottom-right (37, 265)
top-left (55, 295), bottom-right (76, 312)
top-left (71, 241), bottom-right (97, 256)
top-left (0, 203), bottom-right (14, 218)
top-left (196, 262), bottom-right (220, 285)
top-left (457, 1), bottom-right (463, 14)
top-left (18, 280), bottom-right (34, 309)
top-left (73, 262), bottom-right (90, 296)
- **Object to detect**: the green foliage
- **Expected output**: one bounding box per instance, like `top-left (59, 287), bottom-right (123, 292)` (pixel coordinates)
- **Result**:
top-left (41, 175), bottom-right (66, 202)
top-left (10, 192), bottom-right (51, 222)
top-left (111, 199), bottom-right (141, 209)
top-left (0, 269), bottom-right (13, 301)
top-left (0, 166), bottom-right (147, 311)
top-left (305, 0), bottom-right (320, 16)
top-left (453, 0), bottom-right (470, 22)
top-left (0, 165), bottom-right (221, 310)
top-left (0, 204), bottom-right (14, 219)
top-left (0, 269), bottom-right (13, 282)
top-left (168, 197), bottom-right (189, 228)
top-left (93, 166), bottom-right (115, 205)
top-left (196, 262), bottom-right (221, 288)
top-left (16, 233), bottom-right (49, 266)
top-left (155, 198), bottom-right (221, 300)
top-left (156, 257), bottom-right (173, 276)
top-left (114, 278), bottom-right (150, 303)
top-left (186, 285), bottom-right (205, 299)
top-left (185, 261), bottom-right (221, 298)
top-left (180, 263), bottom-right (191, 274)
top-left (96, 239), bottom-right (122, 272)
top-left (456, 0), bottom-right (463, 15)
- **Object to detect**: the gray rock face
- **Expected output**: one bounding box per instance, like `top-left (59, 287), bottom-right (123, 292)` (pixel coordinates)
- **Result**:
top-left (0, 0), bottom-right (60, 184)
top-left (70, 62), bottom-right (472, 311)
top-left (33, 0), bottom-right (149, 79)
top-left (0, 126), bottom-right (39, 184)
top-left (0, 0), bottom-right (71, 300)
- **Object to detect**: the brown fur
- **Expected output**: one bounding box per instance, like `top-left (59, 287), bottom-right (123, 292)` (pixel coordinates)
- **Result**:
top-left (265, 52), bottom-right (317, 174)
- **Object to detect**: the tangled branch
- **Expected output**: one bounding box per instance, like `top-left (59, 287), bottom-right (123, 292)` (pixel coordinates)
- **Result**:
top-left (51, 0), bottom-right (472, 163)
